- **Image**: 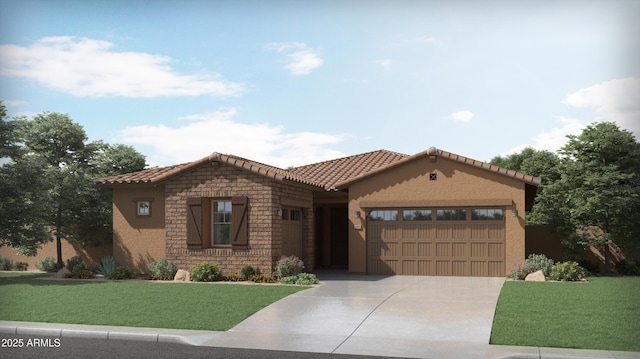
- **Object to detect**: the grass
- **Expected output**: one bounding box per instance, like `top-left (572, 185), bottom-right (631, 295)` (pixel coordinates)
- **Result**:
top-left (0, 272), bottom-right (308, 331)
top-left (490, 277), bottom-right (640, 352)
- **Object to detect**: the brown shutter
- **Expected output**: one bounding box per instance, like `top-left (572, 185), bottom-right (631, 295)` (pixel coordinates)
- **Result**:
top-left (231, 196), bottom-right (248, 246)
top-left (186, 197), bottom-right (203, 247)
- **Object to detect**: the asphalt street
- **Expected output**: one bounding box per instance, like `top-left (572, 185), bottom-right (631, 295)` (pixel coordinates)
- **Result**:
top-left (0, 334), bottom-right (397, 359)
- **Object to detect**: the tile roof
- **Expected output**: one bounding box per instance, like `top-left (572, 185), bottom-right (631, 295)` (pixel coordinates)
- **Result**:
top-left (335, 147), bottom-right (541, 188)
top-left (94, 153), bottom-right (325, 188)
top-left (289, 150), bottom-right (408, 190)
top-left (95, 147), bottom-right (540, 190)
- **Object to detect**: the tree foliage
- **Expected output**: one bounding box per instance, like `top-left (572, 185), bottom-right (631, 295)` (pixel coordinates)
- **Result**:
top-left (0, 103), bottom-right (147, 266)
top-left (493, 122), bottom-right (640, 274)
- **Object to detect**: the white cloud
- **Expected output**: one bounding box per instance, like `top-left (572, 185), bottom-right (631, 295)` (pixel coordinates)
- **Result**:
top-left (501, 117), bottom-right (587, 157)
top-left (378, 59), bottom-right (393, 68)
top-left (118, 109), bottom-right (345, 168)
top-left (562, 77), bottom-right (640, 137)
top-left (0, 36), bottom-right (245, 98)
top-left (265, 42), bottom-right (323, 75)
top-left (0, 100), bottom-right (27, 107)
top-left (448, 110), bottom-right (474, 123)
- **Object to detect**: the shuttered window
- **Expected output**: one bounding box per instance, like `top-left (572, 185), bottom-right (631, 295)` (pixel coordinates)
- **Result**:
top-left (186, 196), bottom-right (249, 248)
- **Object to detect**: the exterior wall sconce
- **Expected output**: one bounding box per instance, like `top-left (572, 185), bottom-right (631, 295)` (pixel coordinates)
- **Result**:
top-left (276, 208), bottom-right (283, 217)
top-left (511, 209), bottom-right (518, 217)
top-left (354, 211), bottom-right (361, 219)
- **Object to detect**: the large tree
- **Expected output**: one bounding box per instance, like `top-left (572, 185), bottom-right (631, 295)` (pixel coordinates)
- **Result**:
top-left (2, 107), bottom-right (146, 267)
top-left (490, 147), bottom-right (563, 226)
top-left (557, 122), bottom-right (640, 274)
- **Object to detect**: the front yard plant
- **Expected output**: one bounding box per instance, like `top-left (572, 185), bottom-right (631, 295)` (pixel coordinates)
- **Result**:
top-left (0, 255), bottom-right (14, 270)
top-left (95, 256), bottom-right (117, 276)
top-left (107, 266), bottom-right (136, 280)
top-left (35, 256), bottom-right (58, 272)
top-left (549, 261), bottom-right (586, 281)
top-left (190, 262), bottom-right (222, 282)
top-left (274, 255), bottom-right (304, 278)
top-left (508, 254), bottom-right (554, 280)
top-left (146, 258), bottom-right (177, 280)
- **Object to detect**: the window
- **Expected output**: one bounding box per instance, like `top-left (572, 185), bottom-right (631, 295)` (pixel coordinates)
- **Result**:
top-left (403, 209), bottom-right (432, 221)
top-left (369, 210), bottom-right (399, 221)
top-left (290, 209), bottom-right (302, 221)
top-left (134, 198), bottom-right (153, 217)
top-left (436, 209), bottom-right (467, 220)
top-left (471, 208), bottom-right (504, 220)
top-left (212, 200), bottom-right (232, 246)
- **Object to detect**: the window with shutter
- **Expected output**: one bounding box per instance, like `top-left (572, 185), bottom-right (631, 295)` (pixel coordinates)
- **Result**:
top-left (231, 196), bottom-right (248, 246)
top-left (186, 198), bottom-right (203, 247)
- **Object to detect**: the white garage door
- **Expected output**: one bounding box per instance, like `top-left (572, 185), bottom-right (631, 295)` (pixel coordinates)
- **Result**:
top-left (367, 208), bottom-right (505, 276)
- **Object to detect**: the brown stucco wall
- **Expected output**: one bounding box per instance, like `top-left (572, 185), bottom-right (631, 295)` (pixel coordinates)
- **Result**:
top-left (0, 237), bottom-right (112, 270)
top-left (164, 162), bottom-right (314, 275)
top-left (112, 186), bottom-right (166, 273)
top-left (347, 155), bottom-right (527, 276)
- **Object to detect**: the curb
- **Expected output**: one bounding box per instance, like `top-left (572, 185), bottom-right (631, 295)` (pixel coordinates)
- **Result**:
top-left (0, 322), bottom-right (218, 346)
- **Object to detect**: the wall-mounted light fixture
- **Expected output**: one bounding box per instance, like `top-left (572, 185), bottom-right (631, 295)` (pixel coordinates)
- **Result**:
top-left (276, 208), bottom-right (283, 217)
top-left (354, 211), bottom-right (361, 219)
top-left (511, 209), bottom-right (518, 217)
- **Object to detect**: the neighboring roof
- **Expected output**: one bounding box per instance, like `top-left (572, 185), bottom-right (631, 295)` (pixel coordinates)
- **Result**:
top-left (335, 147), bottom-right (541, 189)
top-left (94, 152), bottom-right (324, 188)
top-left (289, 150), bottom-right (408, 190)
top-left (95, 147), bottom-right (540, 193)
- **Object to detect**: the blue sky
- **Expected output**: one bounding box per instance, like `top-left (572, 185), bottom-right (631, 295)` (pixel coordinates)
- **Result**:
top-left (1, 0), bottom-right (639, 168)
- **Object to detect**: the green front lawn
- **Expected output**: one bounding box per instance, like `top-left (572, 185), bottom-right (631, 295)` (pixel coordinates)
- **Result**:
top-left (0, 272), bottom-right (308, 331)
top-left (490, 277), bottom-right (640, 352)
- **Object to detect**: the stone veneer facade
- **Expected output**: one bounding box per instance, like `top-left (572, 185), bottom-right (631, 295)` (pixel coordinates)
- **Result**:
top-left (164, 162), bottom-right (314, 274)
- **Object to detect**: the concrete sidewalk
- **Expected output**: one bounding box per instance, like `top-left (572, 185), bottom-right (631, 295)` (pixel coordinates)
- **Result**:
top-left (1, 273), bottom-right (639, 359)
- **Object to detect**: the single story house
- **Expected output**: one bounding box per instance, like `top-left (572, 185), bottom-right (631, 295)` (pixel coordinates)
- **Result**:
top-left (95, 147), bottom-right (540, 277)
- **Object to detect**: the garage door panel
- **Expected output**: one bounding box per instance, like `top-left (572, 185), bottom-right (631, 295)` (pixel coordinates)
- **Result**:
top-left (368, 209), bottom-right (505, 277)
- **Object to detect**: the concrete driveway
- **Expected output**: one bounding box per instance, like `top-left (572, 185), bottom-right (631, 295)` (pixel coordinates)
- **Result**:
top-left (201, 272), bottom-right (507, 358)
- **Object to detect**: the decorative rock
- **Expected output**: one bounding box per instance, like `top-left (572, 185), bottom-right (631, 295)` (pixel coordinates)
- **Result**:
top-left (54, 267), bottom-right (70, 278)
top-left (174, 269), bottom-right (190, 282)
top-left (525, 270), bottom-right (546, 282)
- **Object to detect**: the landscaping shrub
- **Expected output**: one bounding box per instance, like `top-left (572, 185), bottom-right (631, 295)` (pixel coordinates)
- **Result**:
top-left (615, 260), bottom-right (640, 276)
top-left (222, 273), bottom-right (245, 282)
top-left (107, 266), bottom-right (136, 280)
top-left (295, 273), bottom-right (319, 285)
top-left (279, 275), bottom-right (298, 284)
top-left (249, 274), bottom-right (278, 283)
top-left (274, 255), bottom-right (304, 278)
top-left (65, 256), bottom-right (83, 271)
top-left (35, 256), bottom-right (58, 272)
top-left (14, 262), bottom-right (28, 271)
top-left (190, 262), bottom-right (222, 282)
top-left (65, 266), bottom-right (96, 279)
top-left (0, 255), bottom-right (14, 270)
top-left (524, 254), bottom-right (554, 277)
top-left (146, 258), bottom-right (177, 280)
top-left (550, 261), bottom-right (586, 281)
top-left (240, 265), bottom-right (261, 279)
top-left (508, 263), bottom-right (535, 280)
top-left (95, 256), bottom-right (117, 276)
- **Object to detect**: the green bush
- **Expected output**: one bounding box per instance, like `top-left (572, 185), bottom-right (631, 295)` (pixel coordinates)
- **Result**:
top-left (550, 261), bottom-right (586, 281)
top-left (615, 260), bottom-right (640, 276)
top-left (295, 273), bottom-right (319, 285)
top-left (222, 273), bottom-right (246, 282)
top-left (65, 256), bottom-right (83, 271)
top-left (508, 263), bottom-right (534, 280)
top-left (274, 256), bottom-right (304, 278)
top-left (146, 258), bottom-right (177, 280)
top-left (65, 267), bottom-right (96, 279)
top-left (524, 254), bottom-right (554, 277)
top-left (14, 262), bottom-right (28, 271)
top-left (0, 255), bottom-right (14, 270)
top-left (107, 266), bottom-right (136, 280)
top-left (190, 262), bottom-right (222, 282)
top-left (35, 256), bottom-right (58, 272)
top-left (249, 274), bottom-right (278, 283)
top-left (240, 265), bottom-right (261, 279)
top-left (279, 275), bottom-right (298, 284)
top-left (95, 256), bottom-right (117, 276)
